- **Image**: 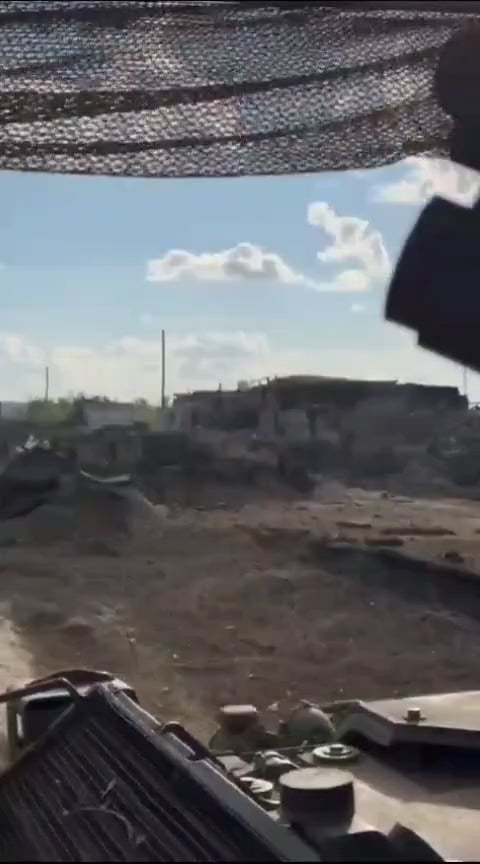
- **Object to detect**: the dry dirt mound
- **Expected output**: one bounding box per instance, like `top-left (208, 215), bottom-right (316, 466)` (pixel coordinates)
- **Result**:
top-left (0, 479), bottom-right (168, 553)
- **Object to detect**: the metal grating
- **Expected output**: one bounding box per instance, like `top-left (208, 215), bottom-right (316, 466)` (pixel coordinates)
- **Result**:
top-left (0, 685), bottom-right (318, 862)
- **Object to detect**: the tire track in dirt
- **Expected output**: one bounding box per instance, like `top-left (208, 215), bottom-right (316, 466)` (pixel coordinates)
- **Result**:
top-left (0, 547), bottom-right (214, 739)
top-left (3, 491), bottom-right (480, 743)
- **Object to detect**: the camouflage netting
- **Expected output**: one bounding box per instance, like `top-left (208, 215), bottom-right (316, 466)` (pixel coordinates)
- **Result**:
top-left (1, 1), bottom-right (480, 178)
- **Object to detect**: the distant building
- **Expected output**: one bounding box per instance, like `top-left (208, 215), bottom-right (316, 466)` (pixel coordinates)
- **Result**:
top-left (0, 401), bottom-right (28, 421)
top-left (252, 376), bottom-right (467, 412)
top-left (77, 400), bottom-right (151, 431)
top-left (169, 375), bottom-right (468, 435)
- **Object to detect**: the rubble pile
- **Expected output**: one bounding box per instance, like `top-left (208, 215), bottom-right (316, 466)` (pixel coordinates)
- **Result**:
top-left (0, 445), bottom-right (167, 551)
top-left (3, 377), bottom-right (480, 527)
top-left (160, 377), bottom-right (480, 499)
top-left (274, 403), bottom-right (480, 498)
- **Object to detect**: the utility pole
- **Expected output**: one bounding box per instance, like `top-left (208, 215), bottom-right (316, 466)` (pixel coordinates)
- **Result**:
top-left (462, 365), bottom-right (469, 401)
top-left (44, 366), bottom-right (50, 402)
top-left (161, 329), bottom-right (166, 408)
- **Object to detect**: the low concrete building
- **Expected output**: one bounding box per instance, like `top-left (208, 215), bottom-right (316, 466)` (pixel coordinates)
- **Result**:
top-left (0, 401), bottom-right (28, 421)
top-left (278, 408), bottom-right (310, 441)
top-left (78, 399), bottom-right (152, 431)
top-left (74, 427), bottom-right (143, 471)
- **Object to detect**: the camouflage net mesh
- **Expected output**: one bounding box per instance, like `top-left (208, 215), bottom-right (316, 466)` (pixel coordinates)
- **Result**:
top-left (0, 1), bottom-right (479, 178)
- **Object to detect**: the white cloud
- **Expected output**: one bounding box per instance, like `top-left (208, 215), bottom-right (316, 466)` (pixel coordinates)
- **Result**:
top-left (307, 201), bottom-right (391, 292)
top-left (0, 330), bottom-right (268, 401)
top-left (0, 331), bottom-right (47, 403)
top-left (171, 331), bottom-right (268, 381)
top-left (147, 203), bottom-right (390, 295)
top-left (0, 332), bottom-right (46, 372)
top-left (373, 157), bottom-right (480, 207)
top-left (351, 303), bottom-right (365, 314)
top-left (147, 243), bottom-right (308, 286)
top-left (0, 332), bottom-right (44, 367)
top-left (1, 327), bottom-right (478, 404)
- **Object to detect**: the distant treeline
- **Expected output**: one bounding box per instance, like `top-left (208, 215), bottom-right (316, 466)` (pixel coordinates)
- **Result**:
top-left (24, 394), bottom-right (160, 426)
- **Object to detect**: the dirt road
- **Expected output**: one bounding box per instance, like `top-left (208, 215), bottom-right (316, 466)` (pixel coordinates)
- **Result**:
top-left (1, 485), bottom-right (480, 741)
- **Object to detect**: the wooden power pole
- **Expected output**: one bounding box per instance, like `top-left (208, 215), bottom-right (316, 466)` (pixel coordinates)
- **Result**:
top-left (44, 366), bottom-right (50, 402)
top-left (462, 365), bottom-right (469, 401)
top-left (161, 329), bottom-right (166, 408)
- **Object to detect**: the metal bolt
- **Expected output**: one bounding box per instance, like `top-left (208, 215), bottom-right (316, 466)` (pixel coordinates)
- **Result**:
top-left (328, 744), bottom-right (346, 756)
top-left (313, 743), bottom-right (359, 764)
top-left (405, 707), bottom-right (424, 723)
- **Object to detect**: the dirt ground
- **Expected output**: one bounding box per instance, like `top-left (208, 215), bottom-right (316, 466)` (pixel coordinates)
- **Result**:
top-left (2, 481), bottom-right (480, 744)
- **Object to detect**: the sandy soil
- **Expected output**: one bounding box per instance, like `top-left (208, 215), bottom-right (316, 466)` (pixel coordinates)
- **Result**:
top-left (1, 482), bottom-right (480, 742)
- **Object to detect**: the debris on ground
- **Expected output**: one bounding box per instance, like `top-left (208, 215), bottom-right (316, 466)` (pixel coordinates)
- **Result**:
top-left (2, 383), bottom-right (480, 741)
top-left (1, 478), bottom-right (480, 741)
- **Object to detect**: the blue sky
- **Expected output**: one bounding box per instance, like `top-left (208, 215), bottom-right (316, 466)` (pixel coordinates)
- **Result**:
top-left (1, 156), bottom-right (479, 402)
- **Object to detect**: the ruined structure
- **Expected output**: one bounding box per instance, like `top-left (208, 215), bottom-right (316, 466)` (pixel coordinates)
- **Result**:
top-left (169, 376), bottom-right (467, 438)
